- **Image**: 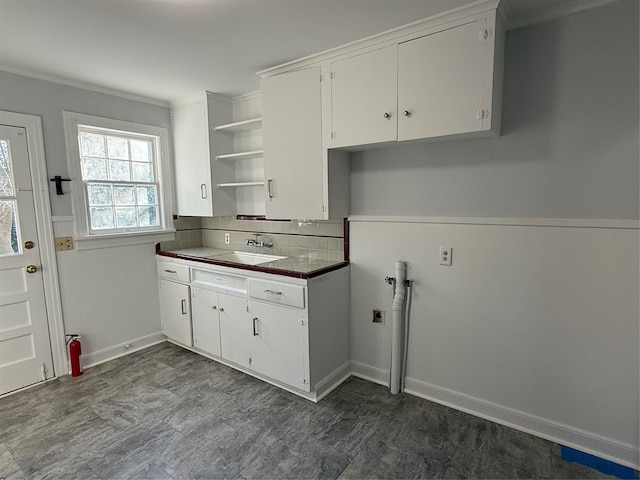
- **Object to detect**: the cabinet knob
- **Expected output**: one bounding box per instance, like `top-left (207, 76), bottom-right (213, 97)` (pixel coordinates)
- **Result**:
top-left (212, 305), bottom-right (217, 310)
top-left (403, 110), bottom-right (412, 117)
top-left (383, 112), bottom-right (391, 119)
top-left (219, 307), bottom-right (224, 312)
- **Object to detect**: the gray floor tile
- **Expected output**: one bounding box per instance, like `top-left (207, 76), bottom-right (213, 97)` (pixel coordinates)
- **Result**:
top-left (0, 342), bottom-right (622, 480)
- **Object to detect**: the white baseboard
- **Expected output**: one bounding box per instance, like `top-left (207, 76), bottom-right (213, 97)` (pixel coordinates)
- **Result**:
top-left (81, 332), bottom-right (166, 370)
top-left (349, 361), bottom-right (638, 470)
top-left (314, 361), bottom-right (352, 402)
top-left (350, 360), bottom-right (389, 387)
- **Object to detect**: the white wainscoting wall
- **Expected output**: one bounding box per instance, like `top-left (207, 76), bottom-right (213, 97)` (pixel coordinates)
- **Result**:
top-left (349, 216), bottom-right (639, 468)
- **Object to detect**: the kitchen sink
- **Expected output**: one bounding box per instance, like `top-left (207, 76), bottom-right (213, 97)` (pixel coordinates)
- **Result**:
top-left (208, 251), bottom-right (286, 266)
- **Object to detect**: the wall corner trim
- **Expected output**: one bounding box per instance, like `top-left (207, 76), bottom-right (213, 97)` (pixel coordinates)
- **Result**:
top-left (347, 215), bottom-right (640, 230)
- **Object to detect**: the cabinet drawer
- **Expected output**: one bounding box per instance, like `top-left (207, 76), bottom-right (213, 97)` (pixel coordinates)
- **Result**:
top-left (248, 279), bottom-right (305, 309)
top-left (157, 261), bottom-right (190, 283)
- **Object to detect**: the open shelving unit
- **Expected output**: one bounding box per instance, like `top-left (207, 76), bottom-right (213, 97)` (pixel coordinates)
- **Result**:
top-left (212, 94), bottom-right (265, 216)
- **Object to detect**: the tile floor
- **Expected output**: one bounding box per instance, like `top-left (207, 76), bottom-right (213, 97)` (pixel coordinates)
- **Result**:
top-left (0, 342), bottom-right (618, 479)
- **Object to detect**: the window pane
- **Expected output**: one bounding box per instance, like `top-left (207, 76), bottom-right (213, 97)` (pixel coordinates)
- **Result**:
top-left (114, 185), bottom-right (135, 205)
top-left (115, 207), bottom-right (137, 228)
top-left (132, 162), bottom-right (152, 182)
top-left (109, 160), bottom-right (130, 181)
top-left (137, 206), bottom-right (158, 227)
top-left (0, 140), bottom-right (15, 196)
top-left (131, 140), bottom-right (151, 162)
top-left (80, 133), bottom-right (106, 157)
top-left (107, 136), bottom-right (129, 160)
top-left (90, 207), bottom-right (114, 230)
top-left (87, 183), bottom-right (113, 206)
top-left (136, 185), bottom-right (157, 205)
top-left (83, 157), bottom-right (108, 180)
top-left (0, 200), bottom-right (19, 255)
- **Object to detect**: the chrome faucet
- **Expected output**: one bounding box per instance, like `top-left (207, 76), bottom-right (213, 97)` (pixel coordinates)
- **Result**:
top-left (245, 234), bottom-right (273, 248)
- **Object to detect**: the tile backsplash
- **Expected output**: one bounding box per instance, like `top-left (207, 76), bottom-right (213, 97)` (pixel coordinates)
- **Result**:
top-left (162, 216), bottom-right (345, 262)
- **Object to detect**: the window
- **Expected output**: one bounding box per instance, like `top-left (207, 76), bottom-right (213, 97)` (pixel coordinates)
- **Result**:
top-left (0, 139), bottom-right (19, 256)
top-left (64, 112), bottom-right (174, 249)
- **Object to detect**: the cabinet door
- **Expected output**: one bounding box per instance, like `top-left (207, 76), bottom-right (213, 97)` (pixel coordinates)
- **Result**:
top-left (191, 286), bottom-right (222, 357)
top-left (172, 100), bottom-right (213, 217)
top-left (159, 279), bottom-right (192, 346)
top-left (219, 293), bottom-right (253, 369)
top-left (262, 67), bottom-right (324, 219)
top-left (249, 300), bottom-right (308, 391)
top-left (398, 19), bottom-right (487, 141)
top-left (330, 46), bottom-right (397, 148)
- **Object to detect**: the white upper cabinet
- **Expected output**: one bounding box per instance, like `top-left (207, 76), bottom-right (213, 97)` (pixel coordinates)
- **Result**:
top-left (330, 46), bottom-right (397, 148)
top-left (397, 17), bottom-right (498, 141)
top-left (262, 67), bottom-right (324, 219)
top-left (328, 13), bottom-right (503, 147)
top-left (171, 92), bottom-right (235, 217)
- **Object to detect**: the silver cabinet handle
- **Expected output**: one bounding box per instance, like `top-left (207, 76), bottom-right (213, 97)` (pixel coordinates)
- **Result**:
top-left (201, 183), bottom-right (207, 199)
top-left (403, 110), bottom-right (412, 117)
top-left (164, 269), bottom-right (177, 274)
top-left (383, 112), bottom-right (391, 119)
top-left (181, 299), bottom-right (187, 315)
top-left (252, 317), bottom-right (258, 336)
top-left (264, 289), bottom-right (282, 295)
top-left (267, 179), bottom-right (274, 199)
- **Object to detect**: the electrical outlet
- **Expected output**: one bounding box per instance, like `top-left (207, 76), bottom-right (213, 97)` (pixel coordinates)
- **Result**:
top-left (440, 246), bottom-right (452, 266)
top-left (55, 236), bottom-right (74, 251)
top-left (372, 309), bottom-right (385, 324)
top-left (224, 233), bottom-right (230, 245)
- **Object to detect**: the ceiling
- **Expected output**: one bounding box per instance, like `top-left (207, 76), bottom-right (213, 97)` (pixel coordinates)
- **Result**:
top-left (0, 0), bottom-right (614, 105)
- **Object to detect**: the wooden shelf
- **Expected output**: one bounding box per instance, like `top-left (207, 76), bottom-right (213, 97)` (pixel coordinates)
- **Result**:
top-left (216, 150), bottom-right (264, 161)
top-left (214, 117), bottom-right (262, 133)
top-left (217, 181), bottom-right (265, 188)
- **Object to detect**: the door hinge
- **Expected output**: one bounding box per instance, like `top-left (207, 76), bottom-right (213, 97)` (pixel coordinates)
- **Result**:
top-left (318, 205), bottom-right (327, 213)
top-left (298, 318), bottom-right (306, 326)
top-left (480, 29), bottom-right (492, 41)
top-left (330, 71), bottom-right (335, 80)
top-left (248, 357), bottom-right (252, 366)
top-left (300, 377), bottom-right (308, 384)
top-left (41, 363), bottom-right (47, 381)
top-left (330, 131), bottom-right (336, 140)
top-left (476, 109), bottom-right (490, 120)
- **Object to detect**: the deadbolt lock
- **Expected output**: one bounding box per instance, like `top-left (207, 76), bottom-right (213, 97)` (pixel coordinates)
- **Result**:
top-left (24, 240), bottom-right (35, 249)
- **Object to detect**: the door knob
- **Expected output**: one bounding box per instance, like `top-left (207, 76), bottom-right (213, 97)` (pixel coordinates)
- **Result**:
top-left (26, 265), bottom-right (38, 274)
top-left (24, 241), bottom-right (35, 249)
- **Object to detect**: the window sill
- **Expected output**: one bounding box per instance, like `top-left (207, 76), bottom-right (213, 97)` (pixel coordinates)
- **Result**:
top-left (74, 230), bottom-right (176, 251)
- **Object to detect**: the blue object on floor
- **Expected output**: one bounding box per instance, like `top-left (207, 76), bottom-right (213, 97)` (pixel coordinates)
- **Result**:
top-left (561, 446), bottom-right (639, 479)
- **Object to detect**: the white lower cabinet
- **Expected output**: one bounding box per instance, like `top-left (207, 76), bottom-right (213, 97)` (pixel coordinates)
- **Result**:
top-left (249, 299), bottom-right (308, 391)
top-left (157, 257), bottom-right (349, 400)
top-left (192, 286), bottom-right (248, 358)
top-left (159, 279), bottom-right (192, 347)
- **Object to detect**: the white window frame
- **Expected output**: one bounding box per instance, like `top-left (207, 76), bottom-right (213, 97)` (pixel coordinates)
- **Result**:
top-left (63, 112), bottom-right (175, 250)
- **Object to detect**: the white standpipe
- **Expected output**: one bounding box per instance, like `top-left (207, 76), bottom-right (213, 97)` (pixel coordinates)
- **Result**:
top-left (390, 261), bottom-right (406, 395)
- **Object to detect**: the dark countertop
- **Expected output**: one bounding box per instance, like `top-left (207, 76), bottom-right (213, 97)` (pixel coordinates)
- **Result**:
top-left (157, 247), bottom-right (348, 279)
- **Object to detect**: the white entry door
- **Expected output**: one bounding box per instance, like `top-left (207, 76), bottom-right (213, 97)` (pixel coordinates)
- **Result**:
top-left (0, 124), bottom-right (54, 395)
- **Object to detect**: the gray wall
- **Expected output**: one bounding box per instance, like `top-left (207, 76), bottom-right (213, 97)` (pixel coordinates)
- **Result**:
top-left (0, 72), bottom-right (172, 361)
top-left (0, 71), bottom-right (171, 217)
top-left (350, 0), bottom-right (639, 220)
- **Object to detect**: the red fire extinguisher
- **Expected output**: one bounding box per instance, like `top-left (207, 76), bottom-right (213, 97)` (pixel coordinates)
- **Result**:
top-left (66, 334), bottom-right (83, 377)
